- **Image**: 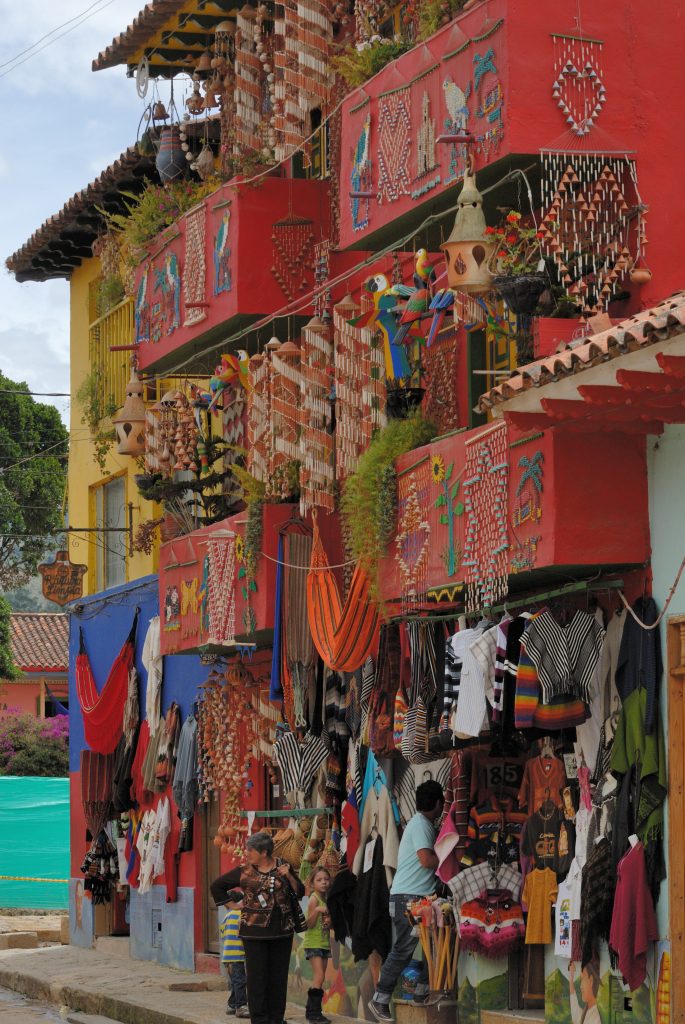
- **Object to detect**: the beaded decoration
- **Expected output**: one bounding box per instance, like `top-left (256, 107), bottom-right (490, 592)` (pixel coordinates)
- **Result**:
top-left (234, 7), bottom-right (264, 153)
top-left (299, 317), bottom-right (336, 514)
top-left (414, 91), bottom-right (440, 189)
top-left (510, 536), bottom-right (540, 575)
top-left (151, 252), bottom-right (181, 340)
top-left (442, 77), bottom-right (471, 183)
top-left (213, 209), bottom-right (232, 296)
top-left (269, 341), bottom-right (302, 496)
top-left (377, 87), bottom-right (412, 205)
top-left (350, 113), bottom-right (373, 232)
top-left (551, 33), bottom-right (605, 138)
top-left (313, 239), bottom-right (332, 320)
top-left (206, 534), bottom-right (237, 645)
top-left (222, 383), bottom-right (247, 509)
top-left (462, 421), bottom-right (509, 611)
top-left (135, 269), bottom-right (150, 345)
top-left (431, 452), bottom-right (464, 579)
top-left (271, 215), bottom-right (316, 301)
top-left (183, 205), bottom-right (207, 327)
top-left (395, 458), bottom-right (431, 613)
top-left (513, 450), bottom-right (544, 527)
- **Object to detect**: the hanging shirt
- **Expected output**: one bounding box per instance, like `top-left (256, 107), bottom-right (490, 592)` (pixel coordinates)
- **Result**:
top-left (446, 625), bottom-right (487, 737)
top-left (172, 714), bottom-right (199, 824)
top-left (554, 858), bottom-right (582, 957)
top-left (518, 755), bottom-right (567, 812)
top-left (272, 731), bottom-right (328, 807)
top-left (454, 625), bottom-right (499, 738)
top-left (520, 611), bottom-right (606, 705)
top-left (449, 861), bottom-right (522, 910)
top-left (352, 782), bottom-right (399, 889)
top-left (141, 616), bottom-right (163, 736)
top-left (609, 841), bottom-right (659, 991)
top-left (522, 867), bottom-right (558, 944)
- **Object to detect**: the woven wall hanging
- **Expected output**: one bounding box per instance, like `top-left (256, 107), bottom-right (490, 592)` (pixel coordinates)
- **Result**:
top-left (462, 421), bottom-right (509, 611)
top-left (299, 316), bottom-right (335, 514)
top-left (377, 87), bottom-right (412, 204)
top-left (183, 205), bottom-right (207, 327)
top-left (271, 215), bottom-right (316, 301)
top-left (213, 209), bottom-right (232, 296)
top-left (395, 458), bottom-right (431, 613)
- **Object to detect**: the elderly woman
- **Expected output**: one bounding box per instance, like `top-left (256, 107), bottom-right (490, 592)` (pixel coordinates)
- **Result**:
top-left (212, 832), bottom-right (305, 1024)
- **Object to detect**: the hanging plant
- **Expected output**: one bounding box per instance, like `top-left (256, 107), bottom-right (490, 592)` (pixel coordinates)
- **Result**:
top-left (417, 0), bottom-right (468, 42)
top-left (331, 37), bottom-right (411, 88)
top-left (76, 369), bottom-right (118, 473)
top-left (341, 411), bottom-right (435, 596)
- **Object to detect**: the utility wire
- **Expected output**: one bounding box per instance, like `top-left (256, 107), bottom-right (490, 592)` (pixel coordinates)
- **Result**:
top-left (0, 0), bottom-right (118, 79)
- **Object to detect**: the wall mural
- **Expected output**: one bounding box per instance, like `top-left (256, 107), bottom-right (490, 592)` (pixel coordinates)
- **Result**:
top-left (350, 110), bottom-right (373, 232)
top-left (151, 252), bottom-right (181, 341)
top-left (213, 208), bottom-right (232, 296)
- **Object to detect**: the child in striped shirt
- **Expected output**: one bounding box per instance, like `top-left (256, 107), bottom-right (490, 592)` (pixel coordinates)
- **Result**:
top-left (220, 890), bottom-right (248, 1018)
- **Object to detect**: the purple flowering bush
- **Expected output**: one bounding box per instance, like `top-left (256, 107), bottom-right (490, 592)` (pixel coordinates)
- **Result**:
top-left (0, 710), bottom-right (68, 777)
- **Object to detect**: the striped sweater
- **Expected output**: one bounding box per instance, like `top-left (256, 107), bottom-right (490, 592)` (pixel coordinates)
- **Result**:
top-left (220, 909), bottom-right (245, 963)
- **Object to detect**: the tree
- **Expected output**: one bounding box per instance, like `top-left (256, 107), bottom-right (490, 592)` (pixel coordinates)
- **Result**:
top-left (0, 371), bottom-right (68, 589)
top-left (0, 596), bottom-right (18, 679)
top-left (0, 711), bottom-right (68, 777)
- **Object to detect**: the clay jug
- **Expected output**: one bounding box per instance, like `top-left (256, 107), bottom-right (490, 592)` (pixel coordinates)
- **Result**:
top-left (156, 126), bottom-right (186, 182)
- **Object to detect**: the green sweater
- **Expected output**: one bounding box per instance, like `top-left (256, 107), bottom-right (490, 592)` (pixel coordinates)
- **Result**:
top-left (610, 686), bottom-right (667, 840)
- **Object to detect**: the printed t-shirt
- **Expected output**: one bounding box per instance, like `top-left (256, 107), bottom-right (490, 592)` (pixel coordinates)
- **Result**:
top-left (554, 860), bottom-right (582, 958)
top-left (521, 802), bottom-right (574, 876)
top-left (522, 867), bottom-right (558, 944)
top-left (390, 812), bottom-right (437, 896)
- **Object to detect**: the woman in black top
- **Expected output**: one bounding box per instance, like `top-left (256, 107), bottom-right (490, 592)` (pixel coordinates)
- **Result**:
top-left (212, 832), bottom-right (305, 1024)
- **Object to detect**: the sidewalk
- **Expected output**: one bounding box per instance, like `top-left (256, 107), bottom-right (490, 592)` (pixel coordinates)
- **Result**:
top-left (0, 943), bottom-right (356, 1024)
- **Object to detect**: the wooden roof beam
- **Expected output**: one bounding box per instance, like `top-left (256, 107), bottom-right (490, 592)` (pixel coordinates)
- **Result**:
top-left (614, 368), bottom-right (685, 394)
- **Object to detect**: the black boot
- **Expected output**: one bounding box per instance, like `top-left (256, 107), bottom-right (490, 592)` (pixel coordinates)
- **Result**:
top-left (306, 987), bottom-right (330, 1024)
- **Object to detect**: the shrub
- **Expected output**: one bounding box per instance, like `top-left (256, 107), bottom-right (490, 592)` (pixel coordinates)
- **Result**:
top-left (0, 711), bottom-right (68, 777)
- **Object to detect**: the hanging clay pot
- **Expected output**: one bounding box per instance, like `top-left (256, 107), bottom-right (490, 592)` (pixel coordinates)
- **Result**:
top-left (156, 126), bottom-right (186, 183)
top-left (630, 265), bottom-right (652, 285)
top-left (194, 144), bottom-right (215, 180)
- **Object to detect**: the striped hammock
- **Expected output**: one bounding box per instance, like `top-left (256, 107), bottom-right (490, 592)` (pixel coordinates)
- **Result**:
top-left (306, 523), bottom-right (379, 672)
top-left (76, 612), bottom-right (138, 755)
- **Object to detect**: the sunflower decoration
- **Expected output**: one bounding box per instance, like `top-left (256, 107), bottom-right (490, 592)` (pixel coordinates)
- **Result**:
top-left (431, 454), bottom-right (446, 484)
top-left (235, 534), bottom-right (245, 563)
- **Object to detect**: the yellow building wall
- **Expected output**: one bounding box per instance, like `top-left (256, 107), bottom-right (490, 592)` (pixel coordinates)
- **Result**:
top-left (68, 258), bottom-right (158, 596)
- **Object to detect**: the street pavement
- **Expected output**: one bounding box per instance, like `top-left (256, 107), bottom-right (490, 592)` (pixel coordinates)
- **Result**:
top-left (0, 984), bottom-right (63, 1021)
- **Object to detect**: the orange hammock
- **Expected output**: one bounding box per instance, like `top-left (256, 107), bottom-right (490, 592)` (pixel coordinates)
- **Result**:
top-left (306, 523), bottom-right (379, 672)
top-left (76, 613), bottom-right (138, 755)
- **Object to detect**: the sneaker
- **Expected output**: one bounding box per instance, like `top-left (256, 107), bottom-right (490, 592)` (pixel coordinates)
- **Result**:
top-left (236, 1007), bottom-right (250, 1018)
top-left (369, 998), bottom-right (393, 1022)
top-left (226, 1010), bottom-right (236, 1017)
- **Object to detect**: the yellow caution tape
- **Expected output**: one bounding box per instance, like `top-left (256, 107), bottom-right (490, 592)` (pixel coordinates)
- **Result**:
top-left (0, 876), bottom-right (68, 883)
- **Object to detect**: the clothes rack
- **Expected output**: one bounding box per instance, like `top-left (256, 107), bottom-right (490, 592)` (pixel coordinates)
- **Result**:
top-left (239, 808), bottom-right (332, 818)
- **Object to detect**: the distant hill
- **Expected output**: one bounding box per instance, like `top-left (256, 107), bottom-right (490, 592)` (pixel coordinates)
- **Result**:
top-left (5, 575), bottom-right (61, 613)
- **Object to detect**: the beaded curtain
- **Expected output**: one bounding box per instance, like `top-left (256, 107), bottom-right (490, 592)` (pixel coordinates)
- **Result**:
top-left (247, 353), bottom-right (271, 483)
top-left (462, 421), bottom-right (509, 612)
top-left (421, 325), bottom-right (460, 435)
top-left (271, 215), bottom-right (317, 302)
top-left (234, 8), bottom-right (264, 153)
top-left (299, 317), bottom-right (336, 514)
top-left (269, 343), bottom-right (302, 489)
top-left (333, 295), bottom-right (364, 480)
top-left (222, 383), bottom-right (247, 507)
top-left (206, 534), bottom-right (237, 645)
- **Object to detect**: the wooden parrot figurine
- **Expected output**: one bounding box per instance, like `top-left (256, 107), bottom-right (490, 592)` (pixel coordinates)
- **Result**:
top-left (425, 288), bottom-right (455, 347)
top-left (207, 349), bottom-right (251, 412)
top-left (351, 273), bottom-right (413, 380)
top-left (392, 249), bottom-right (437, 347)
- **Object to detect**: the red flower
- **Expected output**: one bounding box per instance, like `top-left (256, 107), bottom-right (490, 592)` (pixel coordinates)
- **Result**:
top-left (498, 249), bottom-right (507, 258)
top-left (506, 234), bottom-right (517, 244)
top-left (535, 231), bottom-right (545, 239)
top-left (484, 226), bottom-right (496, 235)
top-left (506, 211), bottom-right (521, 223)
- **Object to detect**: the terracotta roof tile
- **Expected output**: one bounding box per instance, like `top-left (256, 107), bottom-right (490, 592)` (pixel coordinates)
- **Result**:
top-left (479, 292), bottom-right (685, 410)
top-left (92, 0), bottom-right (188, 71)
top-left (6, 147), bottom-right (156, 282)
top-left (10, 614), bottom-right (69, 674)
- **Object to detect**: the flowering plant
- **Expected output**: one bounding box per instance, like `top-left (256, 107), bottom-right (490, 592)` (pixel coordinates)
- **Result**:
top-left (486, 211), bottom-right (546, 276)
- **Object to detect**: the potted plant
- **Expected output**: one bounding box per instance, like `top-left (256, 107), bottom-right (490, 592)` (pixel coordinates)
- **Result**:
top-left (487, 212), bottom-right (548, 315)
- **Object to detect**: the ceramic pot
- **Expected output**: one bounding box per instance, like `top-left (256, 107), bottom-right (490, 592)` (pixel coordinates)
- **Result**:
top-left (492, 273), bottom-right (547, 315)
top-left (156, 126), bottom-right (186, 182)
top-left (630, 266), bottom-right (652, 285)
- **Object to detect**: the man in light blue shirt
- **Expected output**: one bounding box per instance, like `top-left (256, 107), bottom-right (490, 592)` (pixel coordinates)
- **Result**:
top-left (369, 780), bottom-right (444, 1021)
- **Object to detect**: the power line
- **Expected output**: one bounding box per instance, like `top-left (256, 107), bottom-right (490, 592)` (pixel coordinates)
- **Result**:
top-left (0, 391), bottom-right (70, 397)
top-left (0, 439), bottom-right (69, 475)
top-left (0, 0), bottom-right (117, 79)
top-left (0, 0), bottom-right (111, 70)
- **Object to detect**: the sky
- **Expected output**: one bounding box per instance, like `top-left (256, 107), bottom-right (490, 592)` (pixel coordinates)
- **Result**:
top-left (0, 0), bottom-right (178, 426)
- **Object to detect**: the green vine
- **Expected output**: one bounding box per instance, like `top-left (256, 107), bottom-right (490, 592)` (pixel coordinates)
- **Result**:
top-left (331, 38), bottom-right (411, 88)
top-left (341, 411), bottom-right (435, 597)
top-left (417, 0), bottom-right (468, 41)
top-left (76, 369), bottom-right (117, 473)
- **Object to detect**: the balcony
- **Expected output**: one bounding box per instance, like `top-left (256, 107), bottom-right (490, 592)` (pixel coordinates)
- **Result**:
top-left (337, 0), bottom-right (639, 251)
top-left (88, 297), bottom-right (135, 415)
top-left (134, 176), bottom-right (330, 374)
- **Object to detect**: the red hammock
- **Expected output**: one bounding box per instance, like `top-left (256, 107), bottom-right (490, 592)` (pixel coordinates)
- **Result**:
top-left (306, 523), bottom-right (379, 672)
top-left (76, 613), bottom-right (138, 755)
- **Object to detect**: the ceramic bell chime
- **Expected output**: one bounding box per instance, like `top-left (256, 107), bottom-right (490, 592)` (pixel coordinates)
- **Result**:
top-left (441, 171), bottom-right (495, 293)
top-left (113, 375), bottom-right (146, 456)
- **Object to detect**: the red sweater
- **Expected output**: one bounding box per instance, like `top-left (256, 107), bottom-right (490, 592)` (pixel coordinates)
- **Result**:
top-left (609, 841), bottom-right (658, 991)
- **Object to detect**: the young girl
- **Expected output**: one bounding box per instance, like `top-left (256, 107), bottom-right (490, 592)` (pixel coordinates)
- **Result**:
top-left (304, 867), bottom-right (332, 1024)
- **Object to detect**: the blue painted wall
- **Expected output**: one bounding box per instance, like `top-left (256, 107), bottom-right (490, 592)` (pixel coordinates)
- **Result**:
top-left (68, 575), bottom-right (208, 770)
top-left (69, 575), bottom-right (208, 968)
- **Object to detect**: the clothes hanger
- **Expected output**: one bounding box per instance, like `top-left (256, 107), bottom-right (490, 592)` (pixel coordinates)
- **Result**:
top-left (540, 736), bottom-right (554, 758)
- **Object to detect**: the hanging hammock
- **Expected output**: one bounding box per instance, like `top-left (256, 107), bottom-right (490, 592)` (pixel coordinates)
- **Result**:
top-left (76, 612), bottom-right (139, 755)
top-left (306, 521), bottom-right (379, 673)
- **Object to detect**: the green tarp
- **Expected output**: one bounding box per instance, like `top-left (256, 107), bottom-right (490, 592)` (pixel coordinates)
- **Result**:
top-left (0, 777), bottom-right (69, 909)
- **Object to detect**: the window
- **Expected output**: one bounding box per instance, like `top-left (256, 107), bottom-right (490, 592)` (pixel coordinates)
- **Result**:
top-left (93, 476), bottom-right (127, 590)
